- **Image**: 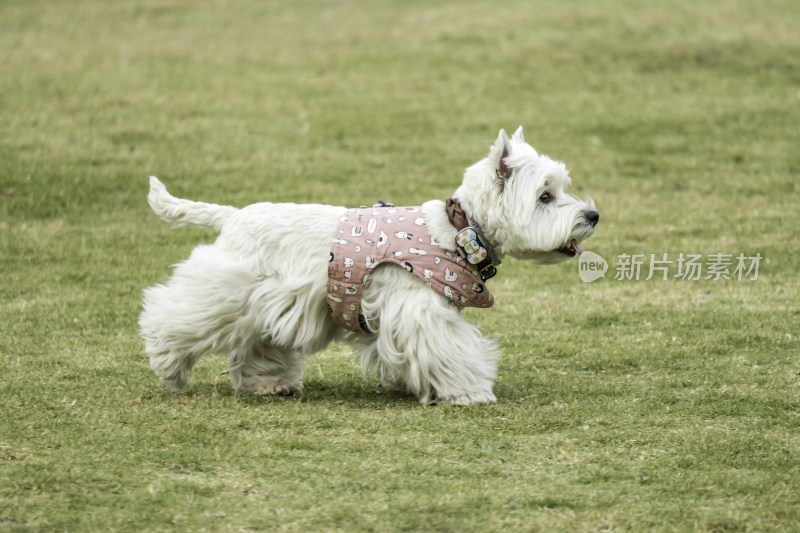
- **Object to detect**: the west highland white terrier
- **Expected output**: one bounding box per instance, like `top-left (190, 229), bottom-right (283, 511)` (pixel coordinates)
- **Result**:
top-left (139, 127), bottom-right (598, 405)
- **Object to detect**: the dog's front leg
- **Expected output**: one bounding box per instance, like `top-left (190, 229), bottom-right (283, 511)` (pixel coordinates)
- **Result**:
top-left (358, 267), bottom-right (499, 405)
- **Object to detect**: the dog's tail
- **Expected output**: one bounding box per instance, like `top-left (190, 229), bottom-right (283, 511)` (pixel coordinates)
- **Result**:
top-left (147, 176), bottom-right (238, 232)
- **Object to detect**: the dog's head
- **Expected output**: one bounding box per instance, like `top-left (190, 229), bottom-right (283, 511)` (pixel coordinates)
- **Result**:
top-left (453, 126), bottom-right (598, 265)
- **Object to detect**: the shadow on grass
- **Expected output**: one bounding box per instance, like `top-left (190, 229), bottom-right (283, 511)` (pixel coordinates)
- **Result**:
top-left (172, 379), bottom-right (421, 409)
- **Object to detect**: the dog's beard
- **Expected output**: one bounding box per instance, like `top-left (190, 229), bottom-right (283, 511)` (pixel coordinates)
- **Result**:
top-left (512, 248), bottom-right (579, 265)
top-left (507, 220), bottom-right (596, 265)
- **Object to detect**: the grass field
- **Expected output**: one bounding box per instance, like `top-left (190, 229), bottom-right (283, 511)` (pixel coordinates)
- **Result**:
top-left (2, 0), bottom-right (799, 531)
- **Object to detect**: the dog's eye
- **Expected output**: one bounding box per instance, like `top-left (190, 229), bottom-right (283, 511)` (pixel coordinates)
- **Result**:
top-left (539, 192), bottom-right (553, 204)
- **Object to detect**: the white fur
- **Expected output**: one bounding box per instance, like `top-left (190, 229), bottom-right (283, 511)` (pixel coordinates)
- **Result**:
top-left (139, 127), bottom-right (597, 405)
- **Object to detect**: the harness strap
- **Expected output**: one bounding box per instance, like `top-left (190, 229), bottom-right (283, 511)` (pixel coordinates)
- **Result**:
top-left (445, 198), bottom-right (501, 281)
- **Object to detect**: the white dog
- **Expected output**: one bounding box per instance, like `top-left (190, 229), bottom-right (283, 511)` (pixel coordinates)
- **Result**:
top-left (139, 127), bottom-right (598, 405)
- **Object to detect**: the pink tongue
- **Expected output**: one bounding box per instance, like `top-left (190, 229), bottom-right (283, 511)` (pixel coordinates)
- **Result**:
top-left (571, 239), bottom-right (582, 255)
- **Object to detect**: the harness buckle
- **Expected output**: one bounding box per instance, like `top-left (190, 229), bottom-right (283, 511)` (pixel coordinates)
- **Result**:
top-left (479, 263), bottom-right (498, 281)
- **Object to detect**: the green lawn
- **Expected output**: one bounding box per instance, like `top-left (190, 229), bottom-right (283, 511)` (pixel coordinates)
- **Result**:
top-left (2, 0), bottom-right (799, 531)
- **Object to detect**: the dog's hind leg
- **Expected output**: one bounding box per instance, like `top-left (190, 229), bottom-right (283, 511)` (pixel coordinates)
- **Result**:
top-left (227, 344), bottom-right (304, 396)
top-left (358, 266), bottom-right (500, 405)
top-left (139, 244), bottom-right (262, 390)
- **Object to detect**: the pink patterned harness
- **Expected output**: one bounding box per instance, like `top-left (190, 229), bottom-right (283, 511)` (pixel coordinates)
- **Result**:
top-left (327, 206), bottom-right (494, 332)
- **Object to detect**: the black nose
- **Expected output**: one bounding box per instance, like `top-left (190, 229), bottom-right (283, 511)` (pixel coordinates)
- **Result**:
top-left (585, 210), bottom-right (599, 227)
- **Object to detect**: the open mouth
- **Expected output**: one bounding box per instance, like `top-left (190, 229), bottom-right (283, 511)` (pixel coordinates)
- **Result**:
top-left (557, 239), bottom-right (582, 257)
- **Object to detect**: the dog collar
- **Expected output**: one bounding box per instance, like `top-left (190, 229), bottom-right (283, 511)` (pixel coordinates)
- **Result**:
top-left (445, 198), bottom-right (501, 281)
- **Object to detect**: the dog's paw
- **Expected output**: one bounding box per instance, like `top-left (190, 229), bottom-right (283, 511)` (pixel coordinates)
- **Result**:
top-left (236, 376), bottom-right (303, 396)
top-left (438, 390), bottom-right (497, 406)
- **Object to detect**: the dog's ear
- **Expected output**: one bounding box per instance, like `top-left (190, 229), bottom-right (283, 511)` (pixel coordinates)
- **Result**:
top-left (512, 125), bottom-right (524, 143)
top-left (491, 129), bottom-right (513, 186)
